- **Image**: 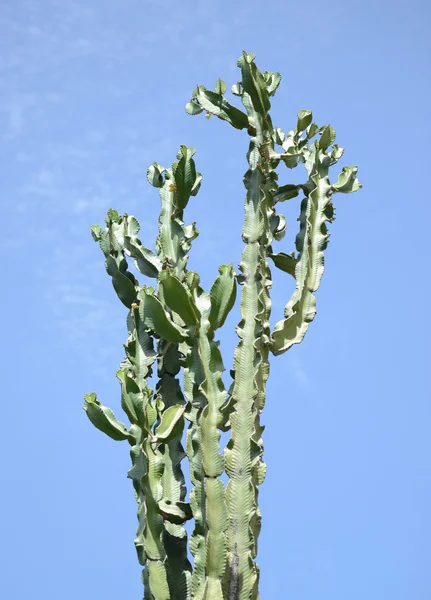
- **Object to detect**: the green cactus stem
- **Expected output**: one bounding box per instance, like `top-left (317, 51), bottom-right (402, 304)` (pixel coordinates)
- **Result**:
top-left (187, 51), bottom-right (280, 598)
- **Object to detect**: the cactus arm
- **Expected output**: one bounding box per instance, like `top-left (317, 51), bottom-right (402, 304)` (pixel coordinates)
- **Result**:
top-left (91, 210), bottom-right (139, 308)
top-left (121, 307), bottom-right (192, 600)
top-left (83, 306), bottom-right (165, 600)
top-left (125, 308), bottom-right (157, 391)
top-left (221, 51), bottom-right (279, 599)
top-left (138, 288), bottom-right (188, 344)
top-left (120, 309), bottom-right (174, 600)
top-left (123, 214), bottom-right (162, 279)
top-left (182, 336), bottom-right (207, 598)
top-left (127, 421), bottom-right (170, 600)
top-left (209, 264), bottom-right (237, 331)
top-left (151, 146), bottom-right (202, 279)
top-left (86, 143), bottom-right (202, 599)
top-left (185, 51), bottom-right (281, 599)
top-left (144, 148), bottom-right (204, 600)
top-left (271, 128), bottom-right (361, 355)
top-left (154, 341), bottom-right (193, 600)
top-left (193, 285), bottom-right (229, 600)
top-left (173, 145), bottom-right (203, 211)
top-left (141, 434), bottom-right (171, 600)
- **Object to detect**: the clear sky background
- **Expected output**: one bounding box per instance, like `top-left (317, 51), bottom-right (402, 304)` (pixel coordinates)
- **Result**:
top-left (1, 1), bottom-right (430, 598)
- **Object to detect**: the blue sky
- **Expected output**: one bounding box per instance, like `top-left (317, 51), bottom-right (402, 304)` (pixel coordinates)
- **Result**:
top-left (1, 0), bottom-right (430, 598)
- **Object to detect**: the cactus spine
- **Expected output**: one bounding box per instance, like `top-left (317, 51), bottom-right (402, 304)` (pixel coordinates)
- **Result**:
top-left (84, 52), bottom-right (360, 599)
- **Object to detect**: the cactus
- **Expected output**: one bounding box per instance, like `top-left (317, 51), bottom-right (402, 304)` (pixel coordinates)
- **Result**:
top-left (84, 51), bottom-right (360, 600)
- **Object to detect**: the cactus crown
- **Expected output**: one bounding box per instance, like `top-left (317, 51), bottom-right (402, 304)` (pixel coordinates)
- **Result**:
top-left (84, 51), bottom-right (361, 600)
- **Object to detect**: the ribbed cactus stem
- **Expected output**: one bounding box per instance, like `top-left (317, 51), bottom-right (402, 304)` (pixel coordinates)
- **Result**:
top-left (120, 307), bottom-right (171, 599)
top-left (146, 150), bottom-right (203, 599)
top-left (155, 341), bottom-right (192, 599)
top-left (140, 428), bottom-right (171, 600)
top-left (183, 341), bottom-right (207, 598)
top-left (194, 287), bottom-right (229, 600)
top-left (223, 52), bottom-right (277, 599)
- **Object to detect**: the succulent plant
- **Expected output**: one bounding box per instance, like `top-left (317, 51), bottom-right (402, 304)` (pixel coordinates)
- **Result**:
top-left (84, 51), bottom-right (360, 600)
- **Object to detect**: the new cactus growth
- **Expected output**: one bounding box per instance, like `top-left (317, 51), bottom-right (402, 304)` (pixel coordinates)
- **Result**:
top-left (84, 51), bottom-right (361, 599)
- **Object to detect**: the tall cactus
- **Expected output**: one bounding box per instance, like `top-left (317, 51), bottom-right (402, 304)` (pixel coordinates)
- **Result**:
top-left (84, 51), bottom-right (360, 600)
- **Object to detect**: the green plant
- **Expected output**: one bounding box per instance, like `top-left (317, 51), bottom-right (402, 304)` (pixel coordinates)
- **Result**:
top-left (84, 51), bottom-right (360, 600)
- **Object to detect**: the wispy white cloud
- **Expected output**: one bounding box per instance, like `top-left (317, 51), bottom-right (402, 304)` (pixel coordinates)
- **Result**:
top-left (1, 0), bottom-right (252, 370)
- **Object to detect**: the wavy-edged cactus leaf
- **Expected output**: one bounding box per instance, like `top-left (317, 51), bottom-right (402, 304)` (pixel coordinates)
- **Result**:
top-left (185, 101), bottom-right (204, 115)
top-left (263, 70), bottom-right (282, 96)
top-left (330, 144), bottom-right (344, 163)
top-left (269, 252), bottom-right (297, 277)
top-left (231, 81), bottom-right (243, 96)
top-left (193, 87), bottom-right (250, 130)
top-left (159, 270), bottom-right (200, 326)
top-left (274, 183), bottom-right (303, 202)
top-left (319, 125), bottom-right (336, 150)
top-left (297, 109), bottom-right (313, 131)
top-left (97, 212), bottom-right (139, 307)
top-left (281, 150), bottom-right (304, 169)
top-left (209, 264), bottom-right (237, 331)
top-left (270, 212), bottom-right (287, 241)
top-left (138, 289), bottom-right (187, 343)
top-left (99, 226), bottom-right (119, 257)
top-left (105, 207), bottom-right (121, 225)
top-left (273, 126), bottom-right (286, 145)
top-left (190, 173), bottom-right (203, 197)
top-left (117, 368), bottom-right (150, 429)
top-left (214, 78), bottom-right (226, 95)
top-left (147, 162), bottom-right (165, 187)
top-left (125, 236), bottom-right (162, 279)
top-left (174, 145), bottom-right (199, 212)
top-left (238, 50), bottom-right (270, 115)
top-left (332, 165), bottom-right (361, 193)
top-left (90, 224), bottom-right (101, 241)
top-left (104, 255), bottom-right (137, 308)
top-left (307, 122), bottom-right (319, 139)
top-left (153, 404), bottom-right (185, 442)
top-left (83, 393), bottom-right (128, 441)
